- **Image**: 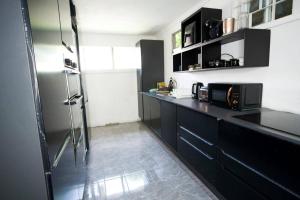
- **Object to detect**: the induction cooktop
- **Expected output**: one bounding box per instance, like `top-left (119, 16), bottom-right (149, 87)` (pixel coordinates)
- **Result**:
top-left (233, 111), bottom-right (300, 137)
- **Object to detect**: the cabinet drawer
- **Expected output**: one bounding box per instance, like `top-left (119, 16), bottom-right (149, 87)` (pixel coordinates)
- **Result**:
top-left (219, 121), bottom-right (300, 199)
top-left (177, 106), bottom-right (218, 144)
top-left (216, 165), bottom-right (267, 200)
top-left (178, 125), bottom-right (216, 158)
top-left (177, 134), bottom-right (216, 184)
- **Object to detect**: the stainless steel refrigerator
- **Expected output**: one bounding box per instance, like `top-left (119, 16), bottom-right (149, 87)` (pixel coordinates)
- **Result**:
top-left (0, 0), bottom-right (87, 199)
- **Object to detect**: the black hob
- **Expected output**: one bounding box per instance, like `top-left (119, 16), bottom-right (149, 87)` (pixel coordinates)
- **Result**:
top-left (233, 111), bottom-right (300, 137)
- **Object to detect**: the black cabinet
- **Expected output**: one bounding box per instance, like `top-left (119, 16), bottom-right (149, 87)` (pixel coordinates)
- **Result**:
top-left (136, 40), bottom-right (164, 92)
top-left (177, 106), bottom-right (218, 185)
top-left (142, 94), bottom-right (161, 137)
top-left (161, 101), bottom-right (177, 150)
top-left (218, 120), bottom-right (300, 200)
top-left (138, 92), bottom-right (144, 120)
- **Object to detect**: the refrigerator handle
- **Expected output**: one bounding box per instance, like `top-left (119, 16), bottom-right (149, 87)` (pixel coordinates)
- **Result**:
top-left (53, 135), bottom-right (71, 168)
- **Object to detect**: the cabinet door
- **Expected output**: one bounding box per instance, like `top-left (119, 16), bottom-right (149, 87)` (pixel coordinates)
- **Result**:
top-left (219, 120), bottom-right (300, 200)
top-left (142, 94), bottom-right (151, 127)
top-left (161, 101), bottom-right (177, 150)
top-left (138, 92), bottom-right (144, 120)
top-left (57, 0), bottom-right (75, 52)
top-left (150, 97), bottom-right (161, 137)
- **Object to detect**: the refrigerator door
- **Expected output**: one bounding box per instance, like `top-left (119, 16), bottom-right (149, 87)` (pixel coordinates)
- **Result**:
top-left (51, 133), bottom-right (80, 200)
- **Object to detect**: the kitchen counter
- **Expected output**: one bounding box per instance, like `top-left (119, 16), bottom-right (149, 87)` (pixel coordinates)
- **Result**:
top-left (143, 92), bottom-right (300, 145)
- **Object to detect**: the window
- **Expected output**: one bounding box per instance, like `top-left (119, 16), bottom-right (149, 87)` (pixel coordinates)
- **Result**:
top-left (80, 46), bottom-right (141, 71)
top-left (80, 46), bottom-right (113, 71)
top-left (249, 0), bottom-right (293, 27)
top-left (113, 47), bottom-right (141, 69)
top-left (172, 30), bottom-right (181, 52)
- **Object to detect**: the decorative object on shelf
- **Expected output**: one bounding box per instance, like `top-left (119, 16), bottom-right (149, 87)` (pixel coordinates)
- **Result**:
top-left (194, 64), bottom-right (202, 70)
top-left (168, 77), bottom-right (177, 91)
top-left (184, 22), bottom-right (196, 47)
top-left (238, 0), bottom-right (250, 29)
top-left (223, 18), bottom-right (235, 34)
top-left (188, 64), bottom-right (195, 71)
top-left (204, 19), bottom-right (223, 41)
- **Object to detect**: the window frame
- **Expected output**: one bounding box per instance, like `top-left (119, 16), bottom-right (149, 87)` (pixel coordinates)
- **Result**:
top-left (172, 30), bottom-right (181, 53)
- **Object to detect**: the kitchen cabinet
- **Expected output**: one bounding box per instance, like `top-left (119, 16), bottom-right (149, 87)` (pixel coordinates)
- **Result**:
top-left (177, 106), bottom-right (218, 185)
top-left (161, 101), bottom-right (177, 150)
top-left (218, 120), bottom-right (300, 200)
top-left (142, 94), bottom-right (161, 137)
top-left (138, 92), bottom-right (144, 120)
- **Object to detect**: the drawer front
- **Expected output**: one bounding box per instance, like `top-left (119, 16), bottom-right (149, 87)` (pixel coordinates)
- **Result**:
top-left (220, 150), bottom-right (299, 200)
top-left (178, 125), bottom-right (216, 158)
top-left (219, 121), bottom-right (300, 199)
top-left (177, 134), bottom-right (216, 184)
top-left (177, 106), bottom-right (218, 144)
top-left (216, 165), bottom-right (267, 200)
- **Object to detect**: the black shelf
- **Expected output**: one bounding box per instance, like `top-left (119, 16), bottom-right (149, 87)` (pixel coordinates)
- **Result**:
top-left (174, 65), bottom-right (267, 73)
top-left (173, 7), bottom-right (271, 72)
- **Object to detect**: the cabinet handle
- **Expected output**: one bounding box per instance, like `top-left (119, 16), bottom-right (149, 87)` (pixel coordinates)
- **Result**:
top-left (180, 136), bottom-right (214, 160)
top-left (179, 125), bottom-right (213, 146)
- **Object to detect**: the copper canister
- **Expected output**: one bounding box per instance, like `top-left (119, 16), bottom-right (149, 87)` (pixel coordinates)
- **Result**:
top-left (223, 18), bottom-right (235, 34)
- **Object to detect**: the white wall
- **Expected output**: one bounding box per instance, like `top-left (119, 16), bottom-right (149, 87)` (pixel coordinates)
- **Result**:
top-left (155, 0), bottom-right (300, 114)
top-left (79, 33), bottom-right (156, 127)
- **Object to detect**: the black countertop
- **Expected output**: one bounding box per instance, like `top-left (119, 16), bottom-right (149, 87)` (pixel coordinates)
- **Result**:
top-left (143, 92), bottom-right (300, 145)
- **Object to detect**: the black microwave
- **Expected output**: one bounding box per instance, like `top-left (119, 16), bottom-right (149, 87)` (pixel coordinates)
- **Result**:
top-left (208, 83), bottom-right (263, 111)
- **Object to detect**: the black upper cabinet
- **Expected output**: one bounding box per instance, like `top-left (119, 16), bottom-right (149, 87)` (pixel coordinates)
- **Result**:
top-left (57, 0), bottom-right (75, 52)
top-left (161, 101), bottom-right (177, 150)
top-left (219, 120), bottom-right (300, 200)
top-left (137, 40), bottom-right (164, 92)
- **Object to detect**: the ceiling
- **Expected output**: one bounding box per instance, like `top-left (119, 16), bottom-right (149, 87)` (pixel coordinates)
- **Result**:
top-left (73, 0), bottom-right (202, 35)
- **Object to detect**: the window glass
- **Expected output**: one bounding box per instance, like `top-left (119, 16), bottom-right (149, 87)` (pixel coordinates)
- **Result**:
top-left (250, 0), bottom-right (260, 12)
top-left (113, 47), bottom-right (141, 70)
top-left (80, 46), bottom-right (113, 71)
top-left (275, 0), bottom-right (293, 19)
top-left (172, 30), bottom-right (181, 50)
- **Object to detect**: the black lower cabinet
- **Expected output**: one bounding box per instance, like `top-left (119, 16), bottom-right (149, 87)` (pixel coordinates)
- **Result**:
top-left (216, 165), bottom-right (267, 200)
top-left (161, 101), bottom-right (177, 150)
top-left (138, 92), bottom-right (144, 120)
top-left (143, 94), bottom-right (151, 127)
top-left (219, 120), bottom-right (300, 200)
top-left (142, 94), bottom-right (161, 137)
top-left (150, 97), bottom-right (161, 137)
top-left (177, 106), bottom-right (218, 186)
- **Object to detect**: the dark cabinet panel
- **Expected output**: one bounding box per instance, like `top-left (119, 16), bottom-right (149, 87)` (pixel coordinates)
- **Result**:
top-left (177, 134), bottom-right (216, 184)
top-left (216, 165), bottom-right (267, 200)
top-left (219, 121), bottom-right (300, 200)
top-left (150, 97), bottom-right (161, 137)
top-left (137, 40), bottom-right (164, 92)
top-left (143, 94), bottom-right (151, 127)
top-left (177, 106), bottom-right (218, 144)
top-left (161, 101), bottom-right (177, 150)
top-left (138, 92), bottom-right (144, 120)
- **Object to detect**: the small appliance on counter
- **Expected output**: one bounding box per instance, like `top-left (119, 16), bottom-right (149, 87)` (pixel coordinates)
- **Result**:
top-left (208, 83), bottom-right (263, 111)
top-left (198, 86), bottom-right (209, 102)
top-left (192, 82), bottom-right (204, 99)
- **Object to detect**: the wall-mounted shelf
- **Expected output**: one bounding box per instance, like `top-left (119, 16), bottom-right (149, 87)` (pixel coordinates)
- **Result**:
top-left (173, 7), bottom-right (271, 73)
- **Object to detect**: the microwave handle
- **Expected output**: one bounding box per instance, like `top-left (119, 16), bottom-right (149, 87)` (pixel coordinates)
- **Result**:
top-left (227, 87), bottom-right (233, 108)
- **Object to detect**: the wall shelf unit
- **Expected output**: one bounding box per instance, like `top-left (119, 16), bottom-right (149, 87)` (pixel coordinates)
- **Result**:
top-left (173, 7), bottom-right (271, 73)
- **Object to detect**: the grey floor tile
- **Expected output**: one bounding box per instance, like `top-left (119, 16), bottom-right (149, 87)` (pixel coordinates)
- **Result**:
top-left (83, 122), bottom-right (218, 200)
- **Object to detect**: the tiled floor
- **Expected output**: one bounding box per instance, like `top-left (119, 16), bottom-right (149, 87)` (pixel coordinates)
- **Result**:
top-left (83, 122), bottom-right (218, 200)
